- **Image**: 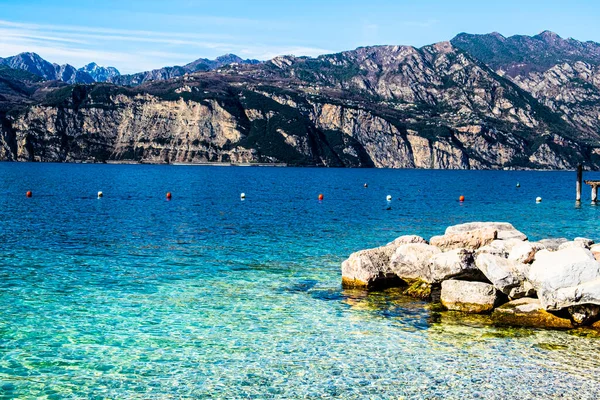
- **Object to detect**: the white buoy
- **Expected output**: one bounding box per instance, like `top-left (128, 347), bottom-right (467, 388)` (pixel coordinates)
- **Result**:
top-left (240, 192), bottom-right (246, 199)
top-left (386, 195), bottom-right (392, 201)
top-left (97, 191), bottom-right (103, 198)
top-left (516, 183), bottom-right (520, 188)
top-left (536, 196), bottom-right (542, 203)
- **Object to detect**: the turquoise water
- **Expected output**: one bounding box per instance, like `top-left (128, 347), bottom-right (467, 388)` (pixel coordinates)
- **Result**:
top-left (1, 163), bottom-right (600, 399)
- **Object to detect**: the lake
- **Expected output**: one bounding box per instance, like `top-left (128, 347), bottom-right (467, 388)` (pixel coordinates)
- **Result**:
top-left (1, 163), bottom-right (599, 398)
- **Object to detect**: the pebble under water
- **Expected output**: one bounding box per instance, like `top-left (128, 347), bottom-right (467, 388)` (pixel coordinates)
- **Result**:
top-left (1, 163), bottom-right (600, 399)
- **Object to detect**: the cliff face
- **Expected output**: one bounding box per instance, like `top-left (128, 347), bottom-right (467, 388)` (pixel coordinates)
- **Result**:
top-left (1, 37), bottom-right (599, 169)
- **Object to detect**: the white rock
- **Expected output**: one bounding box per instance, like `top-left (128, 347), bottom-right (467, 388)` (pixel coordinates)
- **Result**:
top-left (475, 253), bottom-right (534, 299)
top-left (529, 247), bottom-right (600, 310)
top-left (389, 243), bottom-right (441, 283)
top-left (341, 245), bottom-right (399, 288)
top-left (445, 222), bottom-right (527, 241)
top-left (553, 279), bottom-right (600, 310)
top-left (508, 242), bottom-right (543, 264)
top-left (558, 241), bottom-right (589, 251)
top-left (441, 280), bottom-right (499, 314)
top-left (386, 235), bottom-right (427, 247)
top-left (429, 248), bottom-right (482, 283)
top-left (477, 239), bottom-right (525, 258)
top-left (574, 237), bottom-right (595, 248)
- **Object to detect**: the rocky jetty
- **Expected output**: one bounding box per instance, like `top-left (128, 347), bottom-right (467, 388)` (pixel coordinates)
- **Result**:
top-left (342, 222), bottom-right (600, 330)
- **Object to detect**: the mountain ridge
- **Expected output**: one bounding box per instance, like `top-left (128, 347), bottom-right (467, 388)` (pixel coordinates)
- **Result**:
top-left (0, 31), bottom-right (599, 169)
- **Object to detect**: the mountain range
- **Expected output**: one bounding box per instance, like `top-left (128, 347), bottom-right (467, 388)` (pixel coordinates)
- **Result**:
top-left (1, 31), bottom-right (600, 170)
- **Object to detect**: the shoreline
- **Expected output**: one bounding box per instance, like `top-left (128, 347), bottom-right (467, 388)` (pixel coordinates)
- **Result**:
top-left (0, 159), bottom-right (593, 171)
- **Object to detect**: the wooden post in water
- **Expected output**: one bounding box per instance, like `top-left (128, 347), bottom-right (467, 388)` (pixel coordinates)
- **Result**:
top-left (593, 186), bottom-right (598, 204)
top-left (576, 164), bottom-right (583, 202)
top-left (585, 180), bottom-right (600, 205)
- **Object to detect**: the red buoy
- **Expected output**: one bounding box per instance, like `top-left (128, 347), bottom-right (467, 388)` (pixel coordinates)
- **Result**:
top-left (166, 192), bottom-right (172, 200)
top-left (26, 191), bottom-right (32, 198)
top-left (459, 195), bottom-right (465, 202)
top-left (318, 194), bottom-right (324, 201)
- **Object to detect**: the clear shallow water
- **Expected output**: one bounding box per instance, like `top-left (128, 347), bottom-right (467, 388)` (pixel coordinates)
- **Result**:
top-left (1, 163), bottom-right (600, 399)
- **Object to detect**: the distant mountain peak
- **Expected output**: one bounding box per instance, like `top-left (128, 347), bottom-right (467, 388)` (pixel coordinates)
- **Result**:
top-left (78, 62), bottom-right (120, 82)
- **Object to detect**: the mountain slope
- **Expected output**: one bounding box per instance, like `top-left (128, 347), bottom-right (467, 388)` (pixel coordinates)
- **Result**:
top-left (452, 31), bottom-right (600, 142)
top-left (0, 41), bottom-right (596, 169)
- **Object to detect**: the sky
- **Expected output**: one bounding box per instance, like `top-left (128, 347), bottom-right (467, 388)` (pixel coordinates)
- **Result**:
top-left (0, 0), bottom-right (599, 74)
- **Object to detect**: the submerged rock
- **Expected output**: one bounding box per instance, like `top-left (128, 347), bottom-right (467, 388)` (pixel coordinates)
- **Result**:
top-left (341, 245), bottom-right (400, 289)
top-left (475, 253), bottom-right (534, 299)
top-left (389, 243), bottom-right (441, 283)
top-left (441, 280), bottom-right (499, 314)
top-left (491, 298), bottom-right (572, 329)
top-left (529, 247), bottom-right (600, 310)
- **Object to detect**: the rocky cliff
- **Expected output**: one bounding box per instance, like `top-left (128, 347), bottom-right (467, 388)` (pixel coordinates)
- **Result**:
top-left (1, 35), bottom-right (599, 169)
top-left (452, 31), bottom-right (600, 143)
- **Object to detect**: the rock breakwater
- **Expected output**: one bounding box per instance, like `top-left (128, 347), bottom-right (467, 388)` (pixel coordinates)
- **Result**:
top-left (342, 222), bottom-right (600, 330)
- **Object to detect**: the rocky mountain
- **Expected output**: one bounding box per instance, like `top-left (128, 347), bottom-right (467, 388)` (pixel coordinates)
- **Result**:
top-left (79, 62), bottom-right (121, 82)
top-left (452, 31), bottom-right (600, 143)
top-left (0, 52), bottom-right (96, 84)
top-left (110, 54), bottom-right (261, 86)
top-left (1, 39), bottom-right (598, 169)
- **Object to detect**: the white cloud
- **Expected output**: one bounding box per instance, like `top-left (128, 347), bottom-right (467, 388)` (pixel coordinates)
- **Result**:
top-left (0, 18), bottom-right (333, 73)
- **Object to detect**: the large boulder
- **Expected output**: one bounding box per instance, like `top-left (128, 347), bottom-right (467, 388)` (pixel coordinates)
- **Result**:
top-left (440, 280), bottom-right (499, 314)
top-left (508, 242), bottom-right (543, 264)
top-left (341, 245), bottom-right (399, 289)
top-left (491, 298), bottom-right (572, 329)
top-left (428, 249), bottom-right (484, 283)
top-left (386, 235), bottom-right (428, 247)
top-left (528, 247), bottom-right (600, 310)
top-left (552, 279), bottom-right (600, 311)
top-left (445, 222), bottom-right (527, 241)
top-left (389, 243), bottom-right (441, 283)
top-left (475, 253), bottom-right (534, 299)
top-left (430, 228), bottom-right (497, 251)
top-left (477, 239), bottom-right (525, 258)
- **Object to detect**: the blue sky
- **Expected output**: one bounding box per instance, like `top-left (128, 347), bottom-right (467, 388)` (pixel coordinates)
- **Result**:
top-left (0, 0), bottom-right (599, 73)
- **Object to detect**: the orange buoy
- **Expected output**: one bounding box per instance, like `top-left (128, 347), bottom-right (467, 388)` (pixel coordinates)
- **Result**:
top-left (459, 195), bottom-right (465, 202)
top-left (166, 192), bottom-right (172, 200)
top-left (26, 191), bottom-right (32, 198)
top-left (318, 194), bottom-right (324, 201)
